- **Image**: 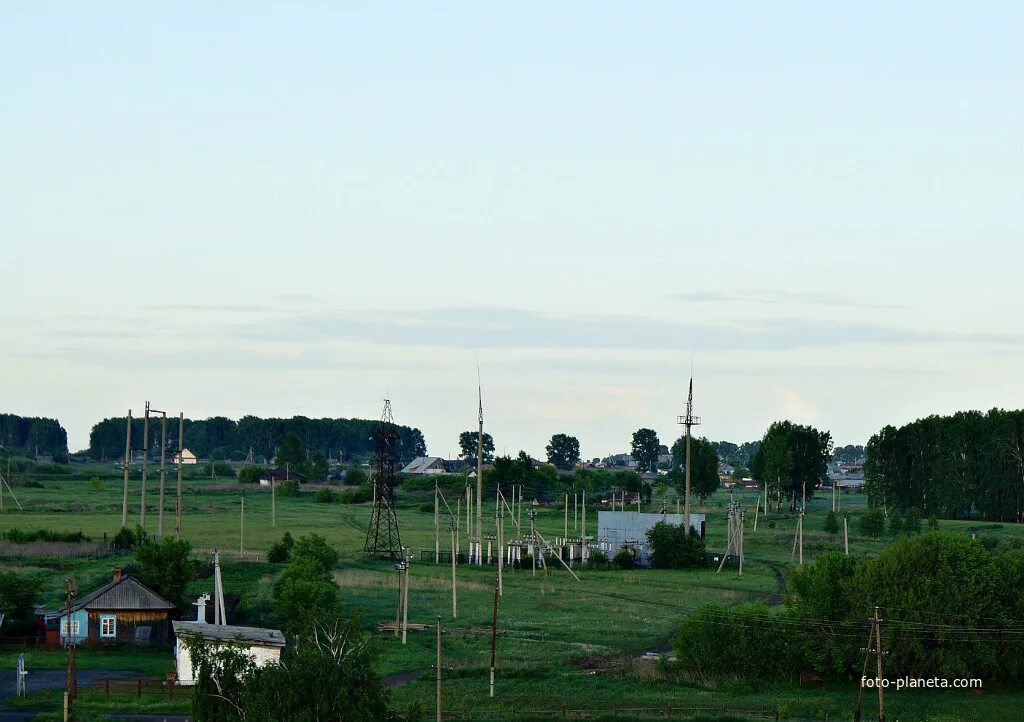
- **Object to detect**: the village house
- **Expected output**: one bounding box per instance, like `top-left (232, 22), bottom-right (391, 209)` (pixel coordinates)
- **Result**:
top-left (400, 456), bottom-right (448, 475)
top-left (173, 595), bottom-right (285, 685)
top-left (45, 570), bottom-right (175, 646)
top-left (258, 466), bottom-right (306, 486)
top-left (171, 448), bottom-right (198, 465)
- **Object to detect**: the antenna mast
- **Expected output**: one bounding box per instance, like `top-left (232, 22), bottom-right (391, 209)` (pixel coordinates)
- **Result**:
top-left (677, 375), bottom-right (701, 533)
top-left (364, 399), bottom-right (403, 559)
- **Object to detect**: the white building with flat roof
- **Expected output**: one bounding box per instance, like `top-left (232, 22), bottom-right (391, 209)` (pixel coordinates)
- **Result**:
top-left (596, 510), bottom-right (705, 566)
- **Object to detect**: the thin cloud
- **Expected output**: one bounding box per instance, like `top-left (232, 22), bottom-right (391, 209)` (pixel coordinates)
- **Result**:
top-left (672, 289), bottom-right (905, 310)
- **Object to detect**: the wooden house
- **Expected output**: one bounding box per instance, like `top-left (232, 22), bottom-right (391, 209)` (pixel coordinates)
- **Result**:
top-left (45, 570), bottom-right (175, 646)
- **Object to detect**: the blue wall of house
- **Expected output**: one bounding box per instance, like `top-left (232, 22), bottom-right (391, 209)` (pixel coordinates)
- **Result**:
top-left (57, 609), bottom-right (88, 644)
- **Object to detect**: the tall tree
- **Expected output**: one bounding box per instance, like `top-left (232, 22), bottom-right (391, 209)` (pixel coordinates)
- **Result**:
top-left (458, 430), bottom-right (494, 463)
top-left (631, 428), bottom-right (660, 473)
top-left (275, 432), bottom-right (306, 470)
top-left (670, 435), bottom-right (720, 502)
top-left (751, 421), bottom-right (832, 511)
top-left (545, 433), bottom-right (581, 471)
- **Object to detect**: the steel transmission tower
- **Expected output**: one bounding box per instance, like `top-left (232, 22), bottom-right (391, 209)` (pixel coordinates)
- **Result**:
top-left (364, 399), bottom-right (403, 559)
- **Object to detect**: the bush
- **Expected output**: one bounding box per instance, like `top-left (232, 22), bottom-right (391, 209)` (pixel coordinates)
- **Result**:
top-left (2, 528), bottom-right (90, 543)
top-left (314, 487), bottom-right (336, 504)
top-left (277, 480), bottom-right (300, 497)
top-left (345, 466), bottom-right (367, 486)
top-left (903, 507), bottom-right (922, 535)
top-left (583, 549), bottom-right (608, 568)
top-left (238, 466), bottom-right (266, 484)
top-left (822, 510), bottom-right (839, 534)
top-left (201, 461), bottom-right (234, 477)
top-left (646, 521), bottom-right (705, 569)
top-left (268, 532), bottom-right (295, 564)
top-left (339, 482), bottom-right (373, 504)
top-left (888, 510), bottom-right (904, 535)
top-left (292, 533), bottom-right (339, 572)
top-left (612, 548), bottom-right (635, 570)
top-left (0, 571), bottom-right (43, 633)
top-left (859, 508), bottom-right (885, 538)
top-left (928, 514), bottom-right (940, 530)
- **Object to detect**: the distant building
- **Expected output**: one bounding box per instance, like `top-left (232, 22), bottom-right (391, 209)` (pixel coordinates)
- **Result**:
top-left (172, 448), bottom-right (198, 465)
top-left (597, 510), bottom-right (705, 566)
top-left (259, 466), bottom-right (306, 485)
top-left (173, 597), bottom-right (285, 685)
top-left (45, 570), bottom-right (175, 646)
top-left (401, 456), bottom-right (448, 475)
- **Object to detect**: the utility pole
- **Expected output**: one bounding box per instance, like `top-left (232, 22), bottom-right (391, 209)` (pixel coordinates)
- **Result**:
top-left (528, 508), bottom-right (538, 577)
top-left (791, 508), bottom-right (804, 565)
top-left (854, 607), bottom-right (885, 722)
top-left (121, 410), bottom-right (132, 528)
top-left (564, 493), bottom-right (568, 538)
top-left (449, 520), bottom-right (458, 618)
top-left (497, 491), bottom-right (504, 596)
top-left (489, 550), bottom-right (500, 697)
top-left (436, 616), bottom-right (443, 722)
top-left (581, 489), bottom-right (587, 562)
top-left (141, 401), bottom-right (150, 528)
top-left (402, 549), bottom-right (411, 645)
top-left (677, 376), bottom-right (701, 532)
top-left (63, 577), bottom-right (76, 722)
top-left (158, 410), bottom-right (167, 536)
top-left (435, 482), bottom-right (440, 564)
top-left (753, 494), bottom-right (760, 531)
top-left (239, 494), bottom-right (245, 553)
top-left (476, 368), bottom-right (484, 568)
top-left (271, 475), bottom-right (276, 528)
top-left (844, 515), bottom-right (850, 556)
top-left (175, 413), bottom-right (184, 540)
top-left (394, 560), bottom-right (403, 639)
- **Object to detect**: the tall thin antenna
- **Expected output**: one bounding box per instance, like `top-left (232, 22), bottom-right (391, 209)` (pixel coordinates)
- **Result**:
top-left (677, 375), bottom-right (701, 533)
top-left (363, 399), bottom-right (403, 559)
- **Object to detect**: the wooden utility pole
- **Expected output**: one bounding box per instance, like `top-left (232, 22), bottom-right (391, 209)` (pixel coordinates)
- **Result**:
top-left (497, 493), bottom-right (504, 596)
top-left (435, 482), bottom-right (440, 563)
top-left (239, 494), bottom-right (245, 553)
top-left (489, 552), bottom-right (500, 697)
top-left (564, 493), bottom-right (568, 538)
top-left (175, 413), bottom-right (184, 540)
top-left (456, 499), bottom-right (461, 558)
top-left (844, 515), bottom-right (850, 555)
top-left (121, 410), bottom-right (132, 528)
top-left (449, 520), bottom-right (458, 618)
top-left (791, 510), bottom-right (804, 565)
top-left (753, 494), bottom-right (760, 531)
top-left (574, 492), bottom-right (578, 531)
top-left (436, 616), bottom-right (443, 722)
top-left (158, 411), bottom-right (167, 536)
top-left (271, 476), bottom-right (276, 528)
top-left (716, 501), bottom-right (743, 575)
top-left (402, 550), bottom-right (411, 645)
top-left (854, 607), bottom-right (885, 722)
top-left (140, 401), bottom-right (150, 528)
top-left (528, 508), bottom-right (537, 577)
top-left (581, 489), bottom-right (587, 562)
top-left (394, 562), bottom-right (402, 638)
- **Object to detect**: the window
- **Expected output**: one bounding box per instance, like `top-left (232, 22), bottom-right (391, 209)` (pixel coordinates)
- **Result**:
top-left (100, 615), bottom-right (117, 638)
top-left (60, 619), bottom-right (80, 635)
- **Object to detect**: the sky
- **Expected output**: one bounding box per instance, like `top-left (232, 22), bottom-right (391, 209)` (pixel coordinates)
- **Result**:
top-left (2, 2), bottom-right (1022, 457)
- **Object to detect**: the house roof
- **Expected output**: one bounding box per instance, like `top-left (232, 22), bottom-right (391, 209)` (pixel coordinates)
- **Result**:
top-left (48, 575), bottom-right (175, 617)
top-left (173, 621), bottom-right (286, 647)
top-left (401, 456), bottom-right (446, 474)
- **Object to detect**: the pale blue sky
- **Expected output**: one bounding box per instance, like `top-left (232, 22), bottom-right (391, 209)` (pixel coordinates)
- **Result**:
top-left (3, 2), bottom-right (1022, 455)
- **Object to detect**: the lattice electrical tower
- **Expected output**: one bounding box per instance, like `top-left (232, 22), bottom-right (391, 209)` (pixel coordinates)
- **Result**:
top-left (364, 399), bottom-right (403, 559)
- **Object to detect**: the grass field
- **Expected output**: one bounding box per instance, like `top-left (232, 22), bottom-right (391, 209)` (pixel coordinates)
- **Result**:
top-left (2, 467), bottom-right (1023, 720)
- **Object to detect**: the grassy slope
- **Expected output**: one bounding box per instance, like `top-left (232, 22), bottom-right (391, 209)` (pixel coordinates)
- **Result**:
top-left (1, 470), bottom-right (1022, 720)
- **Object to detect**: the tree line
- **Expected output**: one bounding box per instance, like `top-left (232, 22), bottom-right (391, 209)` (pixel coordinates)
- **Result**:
top-left (87, 415), bottom-right (426, 465)
top-left (864, 408), bottom-right (1024, 522)
top-left (0, 414), bottom-right (68, 456)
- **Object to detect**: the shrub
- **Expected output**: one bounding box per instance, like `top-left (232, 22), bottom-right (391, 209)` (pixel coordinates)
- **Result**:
top-left (928, 514), bottom-right (939, 530)
top-left (238, 466), bottom-right (266, 484)
top-left (292, 534), bottom-right (339, 572)
top-left (888, 510), bottom-right (904, 536)
top-left (3, 528), bottom-right (90, 544)
top-left (646, 521), bottom-right (705, 569)
top-left (201, 461), bottom-right (234, 477)
top-left (613, 548), bottom-right (635, 570)
top-left (903, 507), bottom-right (922, 535)
top-left (268, 532), bottom-right (295, 564)
top-left (89, 476), bottom-right (102, 490)
top-left (277, 480), bottom-right (300, 497)
top-left (345, 466), bottom-right (367, 486)
top-left (339, 482), bottom-right (373, 504)
top-left (859, 508), bottom-right (885, 538)
top-left (314, 487), bottom-right (336, 504)
top-left (822, 510), bottom-right (839, 534)
top-left (583, 549), bottom-right (608, 568)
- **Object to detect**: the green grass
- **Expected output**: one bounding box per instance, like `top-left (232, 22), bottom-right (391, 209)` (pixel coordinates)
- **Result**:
top-left (2, 475), bottom-right (1023, 720)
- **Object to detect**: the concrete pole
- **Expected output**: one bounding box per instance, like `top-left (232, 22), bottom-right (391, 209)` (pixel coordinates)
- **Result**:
top-left (271, 477), bottom-right (276, 528)
top-left (158, 413), bottom-right (167, 536)
top-left (436, 616), bottom-right (442, 722)
top-left (140, 401), bottom-right (150, 528)
top-left (497, 502), bottom-right (503, 596)
top-left (394, 564), bottom-right (402, 638)
top-left (574, 492), bottom-right (578, 531)
top-left (844, 516), bottom-right (849, 556)
top-left (476, 385), bottom-right (484, 569)
top-left (456, 499), bottom-right (460, 558)
top-left (175, 413), bottom-right (183, 540)
top-left (753, 495), bottom-right (760, 531)
top-left (240, 495), bottom-right (245, 553)
top-left (435, 482), bottom-right (440, 563)
top-left (581, 489), bottom-right (587, 562)
top-left (684, 423), bottom-right (692, 533)
top-left (122, 410), bottom-right (132, 528)
top-left (450, 527), bottom-right (457, 618)
top-left (402, 556), bottom-right (410, 645)
top-left (564, 493), bottom-right (568, 538)
top-left (738, 510), bottom-right (744, 576)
